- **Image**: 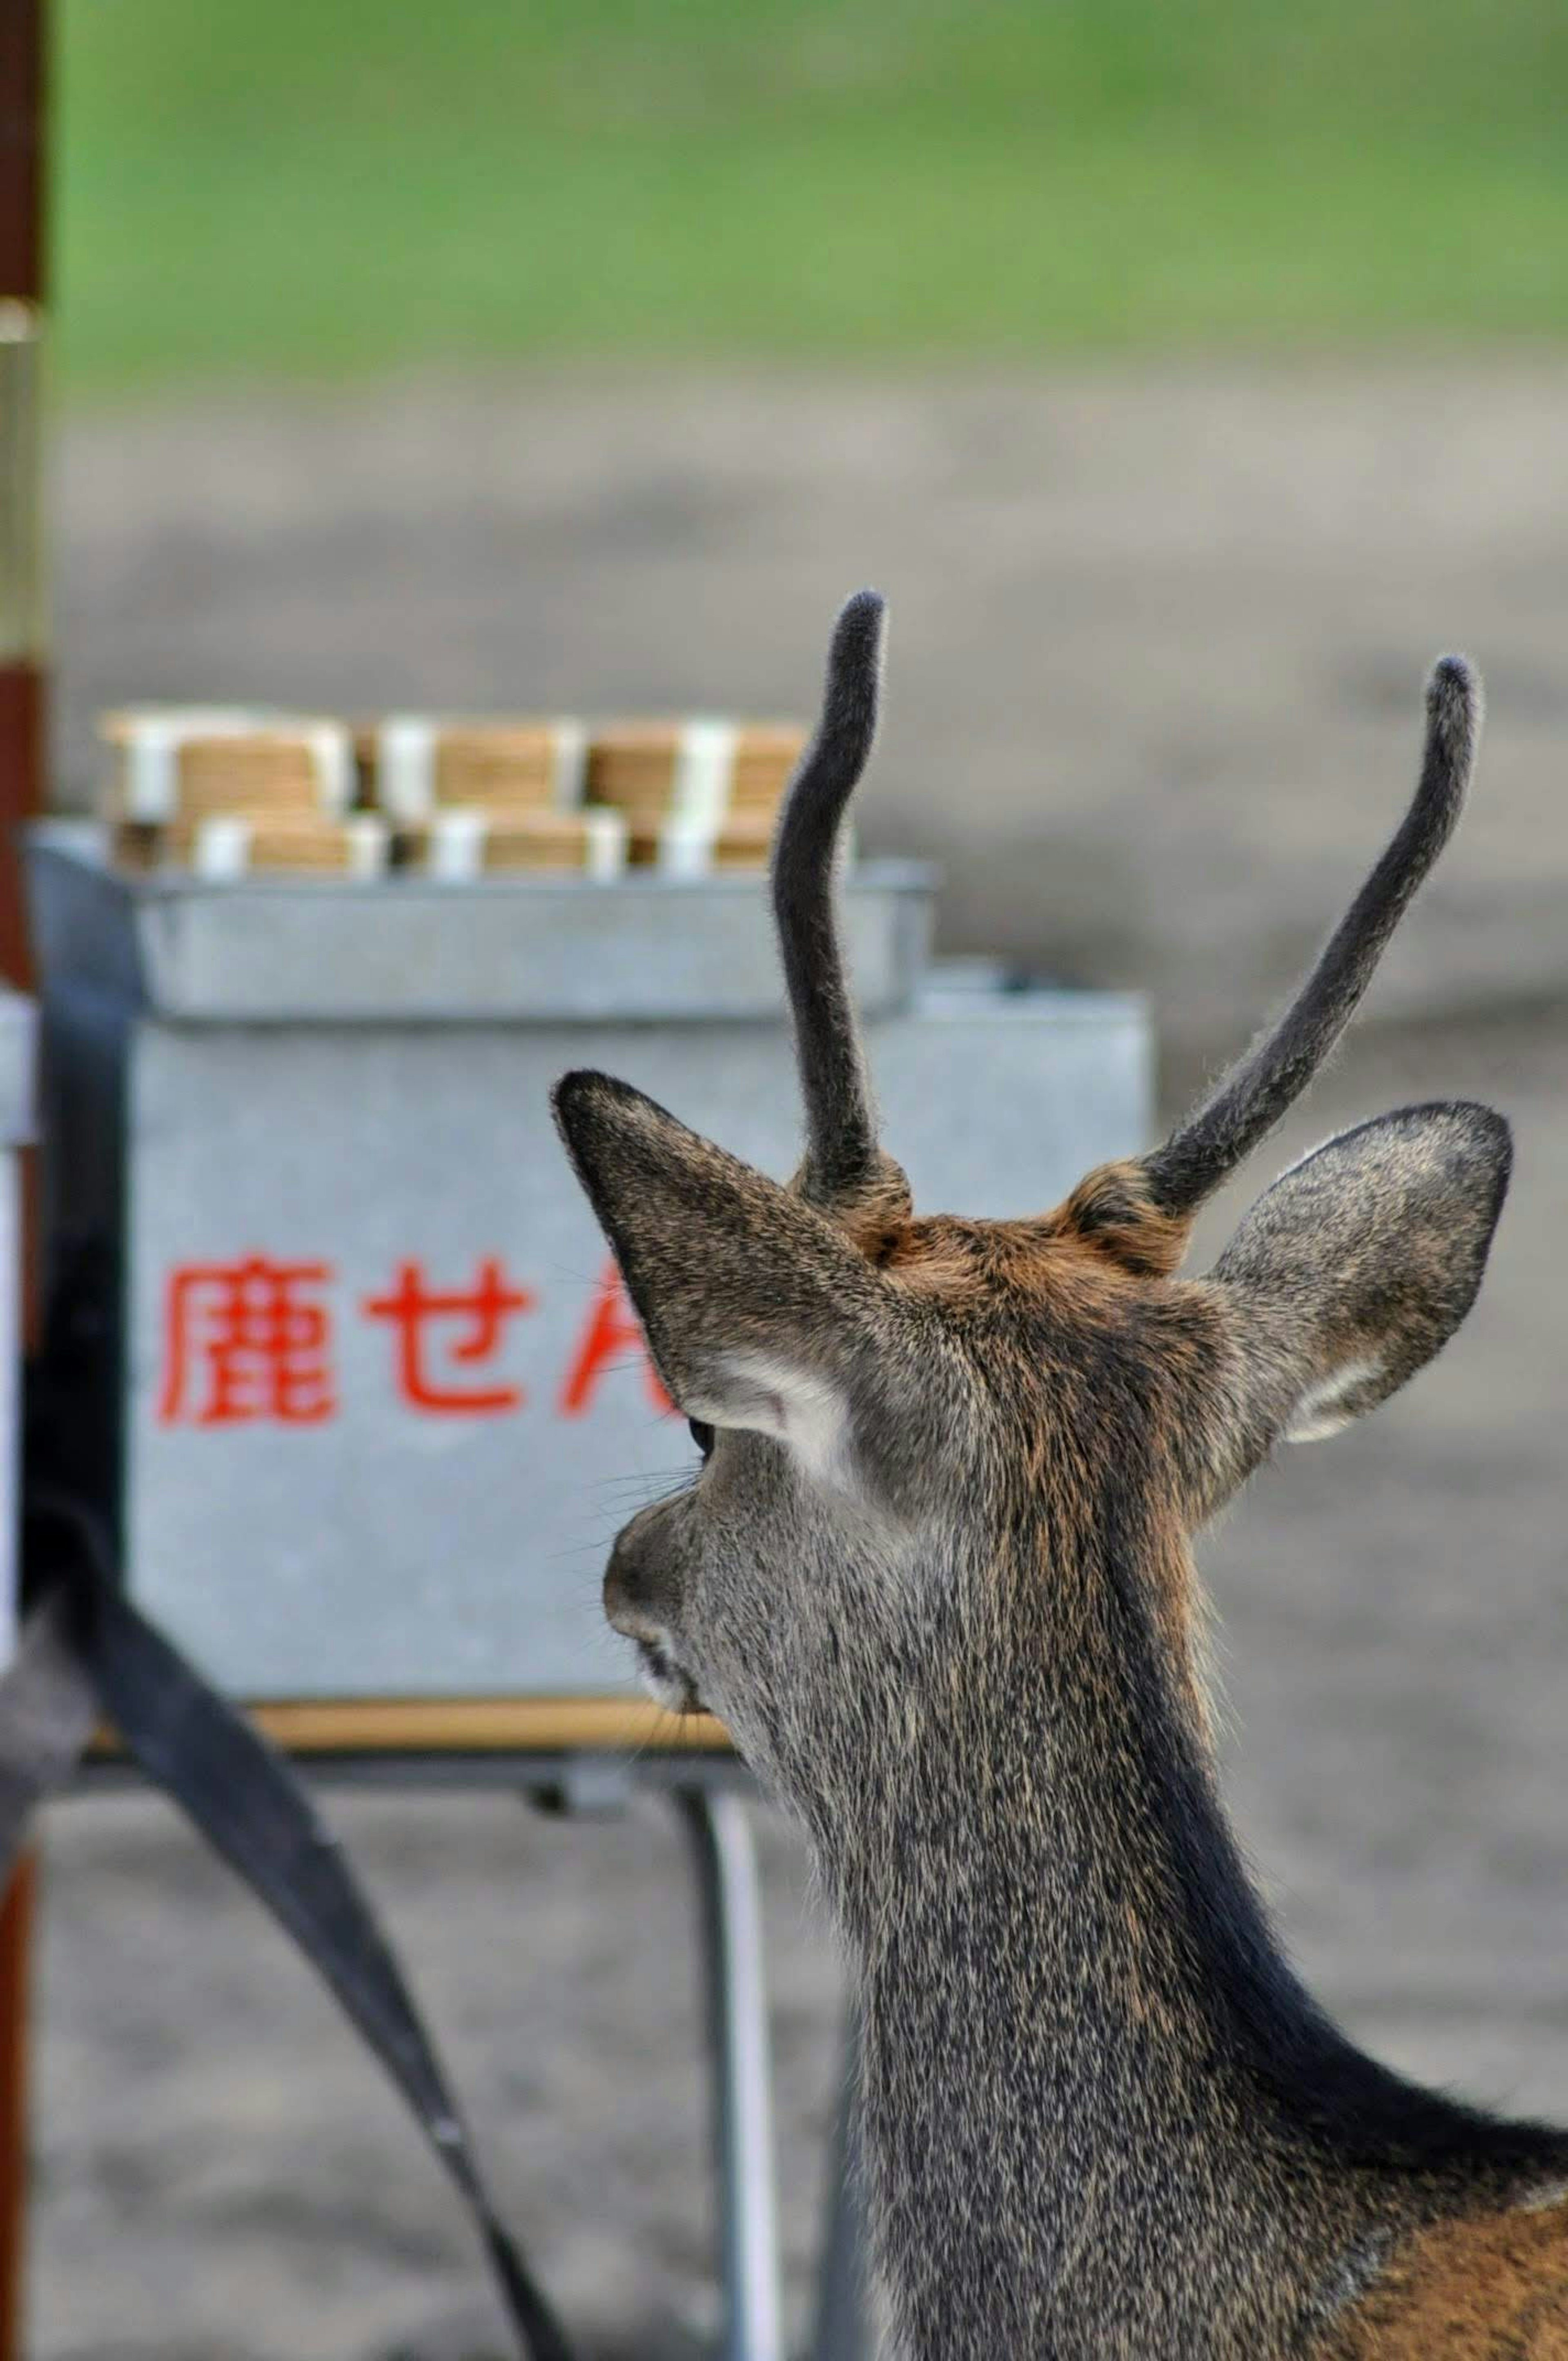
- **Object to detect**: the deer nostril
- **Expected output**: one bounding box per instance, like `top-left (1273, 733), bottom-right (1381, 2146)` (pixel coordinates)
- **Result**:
top-left (605, 1533), bottom-right (639, 1601)
top-left (604, 1512), bottom-right (682, 1643)
top-left (604, 1544), bottom-right (655, 1637)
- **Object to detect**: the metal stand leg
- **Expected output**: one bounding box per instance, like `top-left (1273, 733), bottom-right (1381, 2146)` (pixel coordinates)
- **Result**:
top-left (678, 1788), bottom-right (784, 2361)
top-left (811, 2016), bottom-right (871, 2361)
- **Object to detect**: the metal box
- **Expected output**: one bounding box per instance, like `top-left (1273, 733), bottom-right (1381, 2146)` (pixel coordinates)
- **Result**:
top-left (30, 844), bottom-right (1149, 1702)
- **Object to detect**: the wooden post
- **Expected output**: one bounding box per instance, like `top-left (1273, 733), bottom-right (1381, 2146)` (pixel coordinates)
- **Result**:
top-left (0, 0), bottom-right (47, 962)
top-left (0, 4), bottom-right (45, 934)
top-left (0, 4), bottom-right (47, 2355)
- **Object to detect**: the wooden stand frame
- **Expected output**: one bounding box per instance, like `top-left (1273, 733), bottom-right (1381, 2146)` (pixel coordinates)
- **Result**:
top-left (245, 1694), bottom-right (732, 1756)
top-left (84, 1696), bottom-right (732, 1766)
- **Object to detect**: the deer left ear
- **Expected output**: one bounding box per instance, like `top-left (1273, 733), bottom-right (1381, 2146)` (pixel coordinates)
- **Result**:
top-left (1198, 1102), bottom-right (1510, 1488)
top-left (552, 1069), bottom-right (906, 1483)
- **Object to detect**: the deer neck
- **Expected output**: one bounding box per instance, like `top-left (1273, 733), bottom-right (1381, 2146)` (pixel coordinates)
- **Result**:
top-left (796, 1520), bottom-right (1400, 2361)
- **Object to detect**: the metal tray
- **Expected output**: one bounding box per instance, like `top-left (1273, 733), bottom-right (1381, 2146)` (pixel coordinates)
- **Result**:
top-left (27, 824), bottom-right (936, 1024)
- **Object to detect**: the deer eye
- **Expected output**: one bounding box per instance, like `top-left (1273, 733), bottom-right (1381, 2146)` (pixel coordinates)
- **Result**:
top-left (688, 1418), bottom-right (715, 1459)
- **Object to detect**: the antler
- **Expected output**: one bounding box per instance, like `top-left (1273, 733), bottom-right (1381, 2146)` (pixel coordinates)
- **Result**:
top-left (1140, 655), bottom-right (1482, 1218)
top-left (772, 590), bottom-right (910, 1222)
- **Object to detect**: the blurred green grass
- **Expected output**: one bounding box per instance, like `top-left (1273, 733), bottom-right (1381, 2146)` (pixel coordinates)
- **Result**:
top-left (56, 0), bottom-right (1568, 399)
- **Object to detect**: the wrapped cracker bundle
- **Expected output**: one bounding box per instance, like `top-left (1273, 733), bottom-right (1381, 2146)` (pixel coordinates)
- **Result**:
top-left (586, 720), bottom-right (806, 840)
top-left (102, 708), bottom-right (356, 826)
top-left (116, 813), bottom-right (389, 880)
top-left (632, 814), bottom-right (778, 878)
top-left (366, 717), bottom-right (588, 822)
top-left (400, 807), bottom-right (628, 880)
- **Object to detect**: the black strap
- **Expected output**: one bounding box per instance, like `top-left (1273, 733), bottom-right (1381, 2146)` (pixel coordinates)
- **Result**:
top-left (6, 1495), bottom-right (575, 2361)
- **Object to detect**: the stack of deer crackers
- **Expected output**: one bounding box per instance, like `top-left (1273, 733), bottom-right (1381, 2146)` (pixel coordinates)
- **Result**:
top-left (101, 706), bottom-right (810, 881)
top-left (103, 709), bottom-right (388, 878)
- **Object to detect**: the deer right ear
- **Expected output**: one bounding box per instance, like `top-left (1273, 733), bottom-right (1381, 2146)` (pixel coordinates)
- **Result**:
top-left (1192, 1102), bottom-right (1510, 1513)
top-left (552, 1070), bottom-right (900, 1483)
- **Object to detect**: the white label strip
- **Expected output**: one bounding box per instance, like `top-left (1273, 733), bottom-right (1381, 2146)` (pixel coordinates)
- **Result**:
top-left (305, 724), bottom-right (356, 818)
top-left (123, 719), bottom-right (184, 824)
top-left (376, 717), bottom-right (439, 822)
top-left (672, 719), bottom-right (738, 829)
top-left (191, 817), bottom-right (254, 880)
top-left (581, 808), bottom-right (628, 880)
top-left (428, 808), bottom-right (490, 880)
top-left (345, 817), bottom-right (389, 879)
top-left (656, 817), bottom-right (717, 880)
top-left (550, 720), bottom-right (589, 812)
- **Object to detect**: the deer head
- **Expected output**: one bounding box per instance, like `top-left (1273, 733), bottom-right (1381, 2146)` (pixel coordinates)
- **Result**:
top-left (553, 597), bottom-right (1559, 2359)
top-left (555, 591), bottom-right (1504, 1802)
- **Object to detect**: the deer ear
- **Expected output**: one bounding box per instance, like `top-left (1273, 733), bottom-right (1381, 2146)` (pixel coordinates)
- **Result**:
top-left (1203, 1102), bottom-right (1510, 1481)
top-left (552, 1069), bottom-right (898, 1480)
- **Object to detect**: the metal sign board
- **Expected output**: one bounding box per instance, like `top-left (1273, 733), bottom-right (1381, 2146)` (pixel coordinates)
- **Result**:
top-left (121, 983), bottom-right (1147, 1699)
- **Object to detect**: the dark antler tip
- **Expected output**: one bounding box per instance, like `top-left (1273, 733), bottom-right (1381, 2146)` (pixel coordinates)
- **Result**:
top-left (1426, 652), bottom-right (1482, 734)
top-left (831, 587), bottom-right (887, 668)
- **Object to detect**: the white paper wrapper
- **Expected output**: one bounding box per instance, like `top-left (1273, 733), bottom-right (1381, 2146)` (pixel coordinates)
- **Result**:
top-left (670, 718), bottom-right (739, 828)
top-left (581, 807), bottom-right (629, 879)
top-left (655, 816), bottom-right (719, 879)
top-left (549, 720), bottom-right (590, 811)
top-left (425, 808), bottom-right (491, 880)
top-left (375, 717), bottom-right (441, 824)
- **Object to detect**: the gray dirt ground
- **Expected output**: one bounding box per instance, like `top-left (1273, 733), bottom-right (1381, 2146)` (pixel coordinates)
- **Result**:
top-left (28, 363), bottom-right (1568, 2357)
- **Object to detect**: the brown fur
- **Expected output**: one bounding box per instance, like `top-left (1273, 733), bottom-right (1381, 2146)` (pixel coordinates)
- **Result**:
top-left (1054, 1157), bottom-right (1195, 1278)
top-left (1329, 2198), bottom-right (1568, 2357)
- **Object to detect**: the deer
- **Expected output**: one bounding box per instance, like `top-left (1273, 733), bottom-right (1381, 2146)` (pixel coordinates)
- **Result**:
top-left (553, 592), bottom-right (1568, 2358)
